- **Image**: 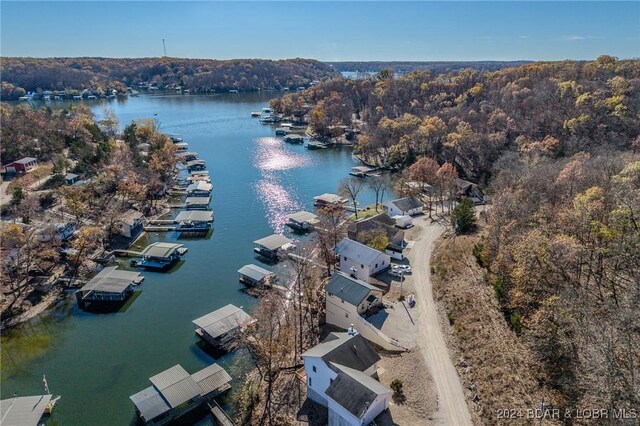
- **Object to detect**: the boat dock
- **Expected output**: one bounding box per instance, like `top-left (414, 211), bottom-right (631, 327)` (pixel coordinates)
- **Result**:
top-left (209, 401), bottom-right (235, 426)
top-left (112, 249), bottom-right (144, 257)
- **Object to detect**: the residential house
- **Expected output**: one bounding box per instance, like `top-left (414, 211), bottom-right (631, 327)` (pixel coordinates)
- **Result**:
top-left (325, 272), bottom-right (383, 330)
top-left (456, 178), bottom-right (486, 204)
top-left (116, 209), bottom-right (144, 238)
top-left (347, 213), bottom-right (409, 260)
top-left (301, 332), bottom-right (392, 426)
top-left (3, 157), bottom-right (38, 174)
top-left (384, 196), bottom-right (424, 217)
top-left (64, 173), bottom-right (79, 185)
top-left (333, 238), bottom-right (390, 282)
top-left (36, 222), bottom-right (76, 243)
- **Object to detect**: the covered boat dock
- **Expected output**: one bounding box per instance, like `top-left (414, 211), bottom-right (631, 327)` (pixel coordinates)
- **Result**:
top-left (285, 211), bottom-right (319, 232)
top-left (253, 234), bottom-right (294, 260)
top-left (313, 193), bottom-right (347, 207)
top-left (186, 181), bottom-right (213, 196)
top-left (193, 304), bottom-right (253, 349)
top-left (238, 264), bottom-right (277, 287)
top-left (174, 210), bottom-right (214, 234)
top-left (136, 242), bottom-right (186, 271)
top-left (75, 266), bottom-right (143, 309)
top-left (130, 363), bottom-right (231, 425)
top-left (0, 395), bottom-right (53, 426)
top-left (185, 196), bottom-right (211, 210)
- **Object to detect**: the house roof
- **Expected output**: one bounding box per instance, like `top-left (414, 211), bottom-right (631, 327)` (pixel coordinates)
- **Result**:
top-left (254, 234), bottom-right (292, 251)
top-left (301, 332), bottom-right (381, 373)
top-left (191, 363), bottom-right (232, 395)
top-left (238, 264), bottom-right (274, 282)
top-left (390, 196), bottom-right (423, 212)
top-left (325, 365), bottom-right (392, 419)
top-left (333, 238), bottom-right (386, 266)
top-left (141, 242), bottom-right (183, 258)
top-left (348, 214), bottom-right (404, 246)
top-left (0, 395), bottom-right (52, 426)
top-left (129, 386), bottom-right (171, 422)
top-left (79, 266), bottom-right (141, 294)
top-left (65, 173), bottom-right (79, 180)
top-left (174, 210), bottom-right (213, 223)
top-left (192, 304), bottom-right (253, 340)
top-left (149, 365), bottom-right (201, 409)
top-left (11, 157), bottom-right (38, 165)
top-left (325, 272), bottom-right (381, 306)
top-left (286, 211), bottom-right (319, 224)
top-left (186, 181), bottom-right (212, 193)
top-left (120, 209), bottom-right (143, 226)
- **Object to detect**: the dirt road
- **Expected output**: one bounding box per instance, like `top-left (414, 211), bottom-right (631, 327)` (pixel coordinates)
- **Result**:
top-left (408, 218), bottom-right (473, 426)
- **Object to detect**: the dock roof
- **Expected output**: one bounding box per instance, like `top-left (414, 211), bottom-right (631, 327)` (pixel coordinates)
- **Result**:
top-left (141, 242), bottom-right (184, 258)
top-left (0, 395), bottom-right (52, 426)
top-left (325, 272), bottom-right (381, 306)
top-left (149, 365), bottom-right (201, 409)
top-left (175, 210), bottom-right (214, 223)
top-left (191, 363), bottom-right (232, 395)
top-left (352, 166), bottom-right (374, 173)
top-left (185, 196), bottom-right (211, 206)
top-left (129, 386), bottom-right (170, 422)
top-left (238, 264), bottom-right (274, 282)
top-left (193, 304), bottom-right (253, 340)
top-left (286, 211), bottom-right (319, 224)
top-left (186, 181), bottom-right (213, 193)
top-left (186, 159), bottom-right (206, 166)
top-left (254, 234), bottom-right (292, 251)
top-left (79, 266), bottom-right (142, 294)
top-left (314, 193), bottom-right (345, 204)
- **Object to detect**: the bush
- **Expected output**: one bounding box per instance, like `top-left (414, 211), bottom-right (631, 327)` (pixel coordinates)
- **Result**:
top-left (390, 379), bottom-right (404, 395)
top-left (451, 197), bottom-right (476, 234)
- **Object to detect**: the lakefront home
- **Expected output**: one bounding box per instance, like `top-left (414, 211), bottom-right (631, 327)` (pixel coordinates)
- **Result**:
top-left (333, 238), bottom-right (390, 282)
top-left (456, 178), bottom-right (486, 204)
top-left (325, 272), bottom-right (383, 329)
top-left (116, 209), bottom-right (144, 238)
top-left (301, 331), bottom-right (392, 426)
top-left (36, 222), bottom-right (76, 243)
top-left (347, 213), bottom-right (409, 260)
top-left (384, 196), bottom-right (424, 217)
top-left (2, 157), bottom-right (38, 174)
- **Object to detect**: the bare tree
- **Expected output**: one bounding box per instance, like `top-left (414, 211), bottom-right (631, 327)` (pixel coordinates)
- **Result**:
top-left (339, 177), bottom-right (364, 219)
top-left (316, 204), bottom-right (346, 275)
top-left (368, 175), bottom-right (389, 212)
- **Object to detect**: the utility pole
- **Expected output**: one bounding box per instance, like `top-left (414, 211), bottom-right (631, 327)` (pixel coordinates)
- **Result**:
top-left (162, 39), bottom-right (167, 57)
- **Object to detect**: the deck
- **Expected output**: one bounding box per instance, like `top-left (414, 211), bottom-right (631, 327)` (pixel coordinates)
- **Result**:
top-left (209, 401), bottom-right (234, 426)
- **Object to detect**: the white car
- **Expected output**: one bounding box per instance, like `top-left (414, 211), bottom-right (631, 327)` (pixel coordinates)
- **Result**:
top-left (388, 269), bottom-right (405, 278)
top-left (392, 264), bottom-right (412, 274)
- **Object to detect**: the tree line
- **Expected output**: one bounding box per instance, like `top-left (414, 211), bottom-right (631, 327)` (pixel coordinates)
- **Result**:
top-left (0, 57), bottom-right (337, 99)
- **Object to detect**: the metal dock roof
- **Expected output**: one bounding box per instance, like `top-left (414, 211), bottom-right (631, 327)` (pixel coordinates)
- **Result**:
top-left (191, 363), bottom-right (232, 395)
top-left (185, 196), bottom-right (211, 206)
top-left (193, 304), bottom-right (253, 340)
top-left (286, 211), bottom-right (319, 224)
top-left (0, 395), bottom-right (52, 426)
top-left (141, 242), bottom-right (184, 258)
top-left (186, 181), bottom-right (213, 193)
top-left (175, 210), bottom-right (214, 223)
top-left (129, 386), bottom-right (170, 422)
top-left (79, 266), bottom-right (142, 294)
top-left (253, 234), bottom-right (292, 251)
top-left (237, 264), bottom-right (274, 282)
top-left (149, 365), bottom-right (201, 409)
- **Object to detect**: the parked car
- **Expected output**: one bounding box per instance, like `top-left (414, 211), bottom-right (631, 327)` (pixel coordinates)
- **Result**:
top-left (388, 269), bottom-right (405, 278)
top-left (392, 264), bottom-right (412, 274)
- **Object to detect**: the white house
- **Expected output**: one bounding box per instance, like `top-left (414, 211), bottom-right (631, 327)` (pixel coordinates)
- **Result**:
top-left (37, 222), bottom-right (76, 243)
top-left (334, 238), bottom-right (390, 282)
top-left (325, 271), bottom-right (383, 330)
top-left (116, 209), bottom-right (144, 238)
top-left (301, 332), bottom-right (392, 426)
top-left (384, 196), bottom-right (424, 217)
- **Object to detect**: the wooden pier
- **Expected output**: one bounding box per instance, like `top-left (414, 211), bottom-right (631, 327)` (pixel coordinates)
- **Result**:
top-left (209, 401), bottom-right (234, 426)
top-left (143, 225), bottom-right (177, 232)
top-left (112, 249), bottom-right (143, 257)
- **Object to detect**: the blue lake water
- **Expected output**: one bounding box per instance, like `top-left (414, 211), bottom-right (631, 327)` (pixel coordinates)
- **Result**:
top-left (0, 92), bottom-right (395, 425)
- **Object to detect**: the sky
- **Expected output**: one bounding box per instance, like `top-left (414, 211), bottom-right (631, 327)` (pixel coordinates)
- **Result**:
top-left (1, 1), bottom-right (639, 61)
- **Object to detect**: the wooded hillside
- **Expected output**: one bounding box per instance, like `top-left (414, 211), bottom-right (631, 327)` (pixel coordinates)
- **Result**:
top-left (0, 57), bottom-right (337, 99)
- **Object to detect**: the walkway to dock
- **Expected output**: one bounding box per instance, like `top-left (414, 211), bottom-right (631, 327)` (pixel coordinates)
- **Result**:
top-left (112, 249), bottom-right (143, 257)
top-left (209, 401), bottom-right (235, 426)
top-left (143, 225), bottom-right (176, 232)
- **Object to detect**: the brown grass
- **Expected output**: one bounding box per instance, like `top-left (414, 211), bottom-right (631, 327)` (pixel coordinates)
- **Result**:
top-left (431, 233), bottom-right (560, 426)
top-left (7, 163), bottom-right (54, 192)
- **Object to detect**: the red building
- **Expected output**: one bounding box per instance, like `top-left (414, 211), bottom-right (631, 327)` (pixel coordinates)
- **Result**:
top-left (2, 157), bottom-right (38, 173)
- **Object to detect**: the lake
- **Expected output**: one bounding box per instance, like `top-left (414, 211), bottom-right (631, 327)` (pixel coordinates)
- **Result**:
top-left (0, 92), bottom-right (395, 425)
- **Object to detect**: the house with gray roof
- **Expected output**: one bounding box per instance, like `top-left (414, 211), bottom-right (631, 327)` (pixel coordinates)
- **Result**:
top-left (334, 238), bottom-right (390, 282)
top-left (301, 332), bottom-right (392, 426)
top-left (325, 272), bottom-right (383, 330)
top-left (347, 213), bottom-right (409, 260)
top-left (384, 196), bottom-right (424, 217)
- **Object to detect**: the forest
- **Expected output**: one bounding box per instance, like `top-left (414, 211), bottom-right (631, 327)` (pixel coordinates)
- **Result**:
top-left (274, 56), bottom-right (640, 419)
top-left (327, 60), bottom-right (532, 74)
top-left (0, 57), bottom-right (337, 99)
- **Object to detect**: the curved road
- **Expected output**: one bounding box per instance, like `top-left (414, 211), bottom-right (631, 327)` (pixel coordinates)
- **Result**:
top-left (408, 219), bottom-right (473, 426)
